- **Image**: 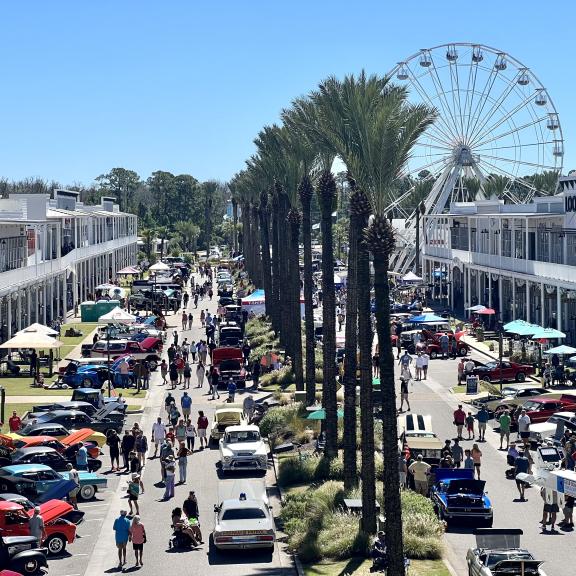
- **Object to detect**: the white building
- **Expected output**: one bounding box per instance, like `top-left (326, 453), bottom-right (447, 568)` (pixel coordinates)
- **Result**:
top-left (0, 191), bottom-right (137, 342)
top-left (422, 175), bottom-right (576, 344)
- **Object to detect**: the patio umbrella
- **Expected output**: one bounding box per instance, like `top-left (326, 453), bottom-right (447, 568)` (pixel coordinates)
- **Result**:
top-left (306, 408), bottom-right (345, 420)
top-left (543, 345), bottom-right (576, 355)
top-left (0, 332), bottom-right (62, 349)
top-left (95, 283), bottom-right (117, 291)
top-left (116, 265), bottom-right (141, 275)
top-left (407, 313), bottom-right (446, 323)
top-left (149, 261), bottom-right (170, 272)
top-left (503, 321), bottom-right (541, 336)
top-left (16, 323), bottom-right (58, 337)
top-left (98, 307), bottom-right (136, 325)
top-left (476, 307), bottom-right (496, 315)
top-left (530, 328), bottom-right (566, 340)
top-left (467, 304), bottom-right (487, 311)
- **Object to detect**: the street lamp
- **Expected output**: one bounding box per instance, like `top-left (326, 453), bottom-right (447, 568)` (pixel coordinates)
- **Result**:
top-left (106, 325), bottom-right (119, 397)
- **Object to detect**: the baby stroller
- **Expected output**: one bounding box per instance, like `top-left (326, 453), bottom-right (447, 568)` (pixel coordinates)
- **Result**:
top-left (169, 528), bottom-right (196, 549)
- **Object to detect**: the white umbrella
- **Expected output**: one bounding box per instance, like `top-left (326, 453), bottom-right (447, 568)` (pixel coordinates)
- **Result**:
top-left (108, 286), bottom-right (127, 299)
top-left (98, 307), bottom-right (136, 325)
top-left (16, 323), bottom-right (58, 337)
top-left (543, 345), bottom-right (576, 355)
top-left (0, 332), bottom-right (62, 349)
top-left (96, 283), bottom-right (117, 290)
top-left (149, 262), bottom-right (170, 272)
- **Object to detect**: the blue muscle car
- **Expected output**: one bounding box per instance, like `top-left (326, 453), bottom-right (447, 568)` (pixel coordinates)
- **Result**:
top-left (430, 469), bottom-right (493, 526)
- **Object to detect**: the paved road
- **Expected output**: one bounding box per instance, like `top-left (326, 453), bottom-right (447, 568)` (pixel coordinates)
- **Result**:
top-left (46, 275), bottom-right (294, 576)
top-left (405, 347), bottom-right (573, 576)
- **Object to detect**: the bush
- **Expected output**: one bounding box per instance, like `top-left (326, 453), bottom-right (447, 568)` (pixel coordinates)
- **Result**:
top-left (259, 405), bottom-right (307, 441)
top-left (278, 455), bottom-right (348, 486)
top-left (316, 512), bottom-right (370, 560)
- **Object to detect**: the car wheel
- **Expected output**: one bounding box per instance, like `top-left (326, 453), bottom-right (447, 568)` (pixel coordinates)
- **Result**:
top-left (83, 378), bottom-right (93, 387)
top-left (80, 484), bottom-right (96, 500)
top-left (458, 346), bottom-right (468, 356)
top-left (430, 350), bottom-right (438, 360)
top-left (148, 359), bottom-right (158, 371)
top-left (45, 534), bottom-right (66, 555)
top-left (516, 372), bottom-right (526, 382)
top-left (17, 557), bottom-right (41, 574)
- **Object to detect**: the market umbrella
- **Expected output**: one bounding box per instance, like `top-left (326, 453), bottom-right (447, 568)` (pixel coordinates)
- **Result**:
top-left (467, 304), bottom-right (487, 311)
top-left (503, 320), bottom-right (541, 336)
top-left (306, 408), bottom-right (345, 420)
top-left (407, 313), bottom-right (446, 323)
top-left (16, 323), bottom-right (58, 337)
top-left (98, 307), bottom-right (136, 325)
top-left (530, 328), bottom-right (566, 340)
top-left (476, 307), bottom-right (496, 315)
top-left (117, 265), bottom-right (141, 275)
top-left (543, 345), bottom-right (576, 355)
top-left (96, 283), bottom-right (117, 291)
top-left (0, 332), bottom-right (62, 349)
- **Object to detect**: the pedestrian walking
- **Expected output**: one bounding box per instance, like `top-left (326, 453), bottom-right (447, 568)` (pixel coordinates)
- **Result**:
top-left (457, 358), bottom-right (465, 384)
top-left (463, 449), bottom-right (474, 470)
top-left (176, 356), bottom-right (185, 385)
top-left (107, 430), bottom-right (121, 471)
top-left (113, 510), bottom-right (131, 568)
top-left (471, 443), bottom-right (482, 479)
top-left (465, 412), bottom-right (475, 440)
top-left (173, 330), bottom-right (179, 346)
top-left (540, 487), bottom-right (559, 532)
top-left (453, 405), bottom-right (466, 440)
top-left (200, 309), bottom-right (205, 327)
top-left (451, 439), bottom-right (463, 468)
top-left (66, 463), bottom-right (80, 509)
top-left (514, 449), bottom-right (530, 501)
top-left (121, 430), bottom-right (135, 470)
top-left (399, 375), bottom-right (410, 412)
top-left (151, 417), bottom-right (166, 458)
top-left (439, 332), bottom-right (449, 358)
top-left (129, 515), bottom-right (146, 567)
top-left (159, 440), bottom-right (174, 481)
top-left (196, 361), bottom-right (205, 387)
top-left (227, 378), bottom-right (237, 403)
top-left (76, 442), bottom-right (88, 471)
top-left (188, 314), bottom-right (193, 330)
top-left (135, 432), bottom-right (148, 468)
top-left (197, 411), bottom-right (209, 449)
top-left (141, 361), bottom-right (150, 390)
top-left (252, 359), bottom-right (261, 388)
top-left (163, 455), bottom-right (176, 499)
top-left (476, 406), bottom-right (489, 442)
top-left (169, 360), bottom-right (178, 390)
top-left (560, 495), bottom-right (574, 528)
top-left (181, 391), bottom-right (192, 419)
top-left (160, 359), bottom-right (168, 385)
top-left (182, 311), bottom-right (188, 331)
top-left (398, 453), bottom-right (408, 489)
top-left (183, 362), bottom-right (192, 389)
top-left (175, 419), bottom-right (186, 446)
top-left (421, 351), bottom-right (429, 380)
top-left (127, 473), bottom-right (144, 515)
top-left (169, 403), bottom-right (181, 428)
top-left (185, 418), bottom-right (196, 451)
top-left (499, 409), bottom-right (512, 450)
top-left (177, 444), bottom-right (191, 484)
top-left (415, 352), bottom-right (424, 381)
top-left (372, 351), bottom-right (380, 378)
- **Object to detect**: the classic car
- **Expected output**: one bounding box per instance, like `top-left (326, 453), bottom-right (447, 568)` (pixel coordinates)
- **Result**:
top-left (212, 348), bottom-right (247, 389)
top-left (0, 533), bottom-right (48, 574)
top-left (520, 396), bottom-right (576, 424)
top-left (430, 469), bottom-right (492, 526)
top-left (474, 386), bottom-right (549, 416)
top-left (397, 414), bottom-right (443, 465)
top-left (466, 528), bottom-right (546, 575)
top-left (0, 446), bottom-right (101, 473)
top-left (0, 464), bottom-right (107, 501)
top-left (8, 424), bottom-right (106, 447)
top-left (210, 408), bottom-right (247, 443)
top-left (26, 402), bottom-right (124, 425)
top-left (19, 409), bottom-right (123, 437)
top-left (472, 361), bottom-right (535, 383)
top-left (219, 425), bottom-right (269, 472)
top-left (218, 322), bottom-right (244, 347)
top-left (9, 431), bottom-right (101, 459)
top-left (89, 339), bottom-right (162, 370)
top-left (213, 479), bottom-right (275, 550)
top-left (0, 493), bottom-right (84, 525)
top-left (71, 388), bottom-right (127, 413)
top-left (529, 412), bottom-right (576, 445)
top-left (0, 500), bottom-right (76, 555)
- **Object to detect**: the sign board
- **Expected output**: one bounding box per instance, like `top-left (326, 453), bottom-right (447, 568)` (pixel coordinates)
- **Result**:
top-left (466, 375), bottom-right (479, 395)
top-left (557, 475), bottom-right (576, 498)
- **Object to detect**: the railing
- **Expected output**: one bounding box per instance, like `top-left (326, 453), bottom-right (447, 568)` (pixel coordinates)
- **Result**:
top-left (0, 235), bottom-right (137, 293)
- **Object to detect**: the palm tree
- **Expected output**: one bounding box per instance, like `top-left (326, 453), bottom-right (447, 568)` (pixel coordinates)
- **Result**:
top-left (174, 221), bottom-right (200, 253)
top-left (140, 228), bottom-right (156, 261)
top-left (316, 169), bottom-right (338, 458)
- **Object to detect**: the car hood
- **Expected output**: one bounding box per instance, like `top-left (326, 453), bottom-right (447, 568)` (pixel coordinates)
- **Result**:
top-left (223, 442), bottom-right (264, 453)
top-left (30, 499), bottom-right (74, 523)
top-left (62, 429), bottom-right (96, 446)
top-left (492, 559), bottom-right (543, 575)
top-left (216, 517), bottom-right (273, 533)
top-left (35, 479), bottom-right (78, 504)
top-left (529, 422), bottom-right (556, 433)
top-left (446, 479), bottom-right (486, 495)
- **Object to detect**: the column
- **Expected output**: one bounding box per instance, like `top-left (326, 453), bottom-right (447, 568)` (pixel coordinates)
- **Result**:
top-left (557, 287), bottom-right (562, 333)
top-left (540, 283), bottom-right (545, 327)
top-left (512, 279), bottom-right (516, 320)
top-left (26, 288), bottom-right (31, 328)
top-left (49, 279), bottom-right (54, 323)
top-left (42, 283), bottom-right (47, 325)
top-left (7, 297), bottom-right (12, 339)
top-left (449, 265), bottom-right (454, 309)
top-left (466, 267), bottom-right (470, 316)
top-left (499, 278), bottom-right (503, 318)
top-left (526, 282), bottom-right (531, 323)
top-left (488, 274), bottom-right (492, 308)
top-left (511, 219), bottom-right (516, 258)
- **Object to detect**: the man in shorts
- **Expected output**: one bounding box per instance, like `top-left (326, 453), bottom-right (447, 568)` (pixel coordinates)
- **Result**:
top-left (408, 455), bottom-right (430, 496)
top-left (476, 405), bottom-right (489, 442)
top-left (514, 450), bottom-right (530, 501)
top-left (197, 411), bottom-right (209, 450)
top-left (517, 409), bottom-right (531, 449)
top-left (151, 417), bottom-right (166, 458)
top-left (113, 510), bottom-right (131, 567)
top-left (499, 409), bottom-right (512, 450)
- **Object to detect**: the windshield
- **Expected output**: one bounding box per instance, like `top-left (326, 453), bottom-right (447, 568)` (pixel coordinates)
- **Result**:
top-left (487, 551), bottom-right (533, 568)
top-left (222, 508), bottom-right (266, 520)
top-left (522, 401), bottom-right (540, 411)
top-left (226, 431), bottom-right (261, 443)
top-left (484, 362), bottom-right (498, 369)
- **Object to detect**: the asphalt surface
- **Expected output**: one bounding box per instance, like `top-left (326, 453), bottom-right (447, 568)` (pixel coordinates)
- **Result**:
top-left (406, 347), bottom-right (573, 576)
top-left (45, 276), bottom-right (294, 576)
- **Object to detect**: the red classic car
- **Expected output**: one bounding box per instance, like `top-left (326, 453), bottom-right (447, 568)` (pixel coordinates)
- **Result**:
top-left (0, 499), bottom-right (76, 555)
top-left (212, 347), bottom-right (247, 388)
top-left (472, 360), bottom-right (535, 383)
top-left (520, 396), bottom-right (576, 424)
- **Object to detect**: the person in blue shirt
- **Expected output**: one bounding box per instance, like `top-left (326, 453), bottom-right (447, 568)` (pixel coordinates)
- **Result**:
top-left (227, 379), bottom-right (237, 403)
top-left (75, 442), bottom-right (88, 471)
top-left (181, 392), bottom-right (192, 420)
top-left (113, 510), bottom-right (131, 567)
top-left (476, 406), bottom-right (490, 442)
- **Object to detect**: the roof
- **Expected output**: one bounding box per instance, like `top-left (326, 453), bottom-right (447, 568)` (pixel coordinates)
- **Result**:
top-left (0, 464), bottom-right (53, 474)
top-left (15, 446), bottom-right (58, 456)
top-left (225, 425), bottom-right (260, 433)
top-left (0, 501), bottom-right (23, 512)
top-left (215, 408), bottom-right (244, 415)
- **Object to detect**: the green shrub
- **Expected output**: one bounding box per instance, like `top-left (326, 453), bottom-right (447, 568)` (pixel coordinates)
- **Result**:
top-left (316, 512), bottom-right (370, 560)
top-left (259, 404), bottom-right (307, 441)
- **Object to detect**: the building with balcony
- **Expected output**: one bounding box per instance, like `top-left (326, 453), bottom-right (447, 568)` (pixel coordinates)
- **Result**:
top-left (422, 175), bottom-right (576, 344)
top-left (0, 191), bottom-right (137, 343)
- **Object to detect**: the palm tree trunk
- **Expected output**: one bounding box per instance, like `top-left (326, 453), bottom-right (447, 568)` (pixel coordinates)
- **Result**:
top-left (371, 215), bottom-right (404, 576)
top-left (251, 205), bottom-right (262, 287)
top-left (277, 190), bottom-right (291, 352)
top-left (258, 196), bottom-right (273, 320)
top-left (232, 199), bottom-right (238, 254)
top-left (299, 177), bottom-right (316, 405)
top-left (288, 210), bottom-right (304, 391)
top-left (270, 193), bottom-right (281, 334)
top-left (317, 171), bottom-right (338, 458)
top-left (342, 205), bottom-right (359, 490)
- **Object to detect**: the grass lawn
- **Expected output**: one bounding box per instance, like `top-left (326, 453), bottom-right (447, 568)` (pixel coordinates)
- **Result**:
top-left (303, 559), bottom-right (449, 576)
top-left (452, 382), bottom-right (492, 395)
top-left (0, 377), bottom-right (72, 396)
top-left (4, 403), bottom-right (38, 420)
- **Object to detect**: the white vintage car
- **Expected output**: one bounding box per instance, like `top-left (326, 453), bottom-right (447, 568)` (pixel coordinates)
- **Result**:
top-left (213, 479), bottom-right (275, 550)
top-left (466, 529), bottom-right (546, 576)
top-left (210, 407), bottom-right (247, 443)
top-left (219, 425), bottom-right (268, 472)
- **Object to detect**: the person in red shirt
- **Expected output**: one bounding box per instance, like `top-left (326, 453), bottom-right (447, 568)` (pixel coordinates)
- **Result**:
top-left (453, 405), bottom-right (466, 440)
top-left (8, 411), bottom-right (21, 432)
top-left (197, 411), bottom-right (209, 450)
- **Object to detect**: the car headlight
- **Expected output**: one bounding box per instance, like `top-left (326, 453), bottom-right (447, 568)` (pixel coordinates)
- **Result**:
top-left (223, 456), bottom-right (232, 463)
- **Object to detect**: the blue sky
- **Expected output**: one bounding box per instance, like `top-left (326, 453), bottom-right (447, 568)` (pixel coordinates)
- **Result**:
top-left (0, 0), bottom-right (574, 186)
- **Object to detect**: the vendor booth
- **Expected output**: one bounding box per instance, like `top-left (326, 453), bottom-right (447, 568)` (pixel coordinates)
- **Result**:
top-left (241, 289), bottom-right (305, 318)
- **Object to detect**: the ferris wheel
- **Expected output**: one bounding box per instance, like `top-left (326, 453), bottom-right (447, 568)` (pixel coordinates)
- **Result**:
top-left (387, 43), bottom-right (564, 270)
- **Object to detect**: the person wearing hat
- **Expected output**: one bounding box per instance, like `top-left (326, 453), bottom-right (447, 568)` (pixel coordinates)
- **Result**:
top-left (66, 463), bottom-right (80, 510)
top-left (113, 510), bottom-right (131, 567)
top-left (29, 506), bottom-right (45, 547)
top-left (127, 473), bottom-right (144, 516)
top-left (163, 454), bottom-right (176, 500)
top-left (371, 530), bottom-right (388, 570)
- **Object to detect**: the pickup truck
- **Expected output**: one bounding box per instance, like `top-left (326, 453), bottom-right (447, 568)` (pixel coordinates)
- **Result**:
top-left (219, 425), bottom-right (269, 472)
top-left (213, 348), bottom-right (247, 388)
top-left (520, 395), bottom-right (576, 424)
top-left (90, 339), bottom-right (162, 370)
top-left (213, 479), bottom-right (275, 550)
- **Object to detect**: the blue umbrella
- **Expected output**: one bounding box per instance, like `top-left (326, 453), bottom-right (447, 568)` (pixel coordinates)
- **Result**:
top-left (503, 320), bottom-right (541, 336)
top-left (407, 313), bottom-right (446, 323)
top-left (543, 345), bottom-right (576, 355)
top-left (530, 327), bottom-right (566, 340)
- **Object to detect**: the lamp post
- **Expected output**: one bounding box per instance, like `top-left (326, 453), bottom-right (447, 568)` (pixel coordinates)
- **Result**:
top-left (497, 320), bottom-right (504, 392)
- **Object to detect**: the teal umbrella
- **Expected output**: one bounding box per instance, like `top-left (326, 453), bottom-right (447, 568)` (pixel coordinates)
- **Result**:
top-left (543, 345), bottom-right (576, 355)
top-left (503, 320), bottom-right (542, 336)
top-left (530, 328), bottom-right (566, 340)
top-left (306, 408), bottom-right (345, 420)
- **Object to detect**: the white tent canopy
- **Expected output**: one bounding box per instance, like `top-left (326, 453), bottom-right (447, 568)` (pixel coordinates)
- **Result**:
top-left (149, 262), bottom-right (170, 272)
top-left (98, 307), bottom-right (136, 325)
top-left (401, 271), bottom-right (423, 282)
top-left (0, 332), bottom-right (62, 349)
top-left (16, 323), bottom-right (58, 337)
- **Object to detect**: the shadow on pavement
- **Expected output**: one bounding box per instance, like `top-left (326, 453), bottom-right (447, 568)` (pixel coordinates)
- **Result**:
top-left (208, 536), bottom-right (274, 565)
